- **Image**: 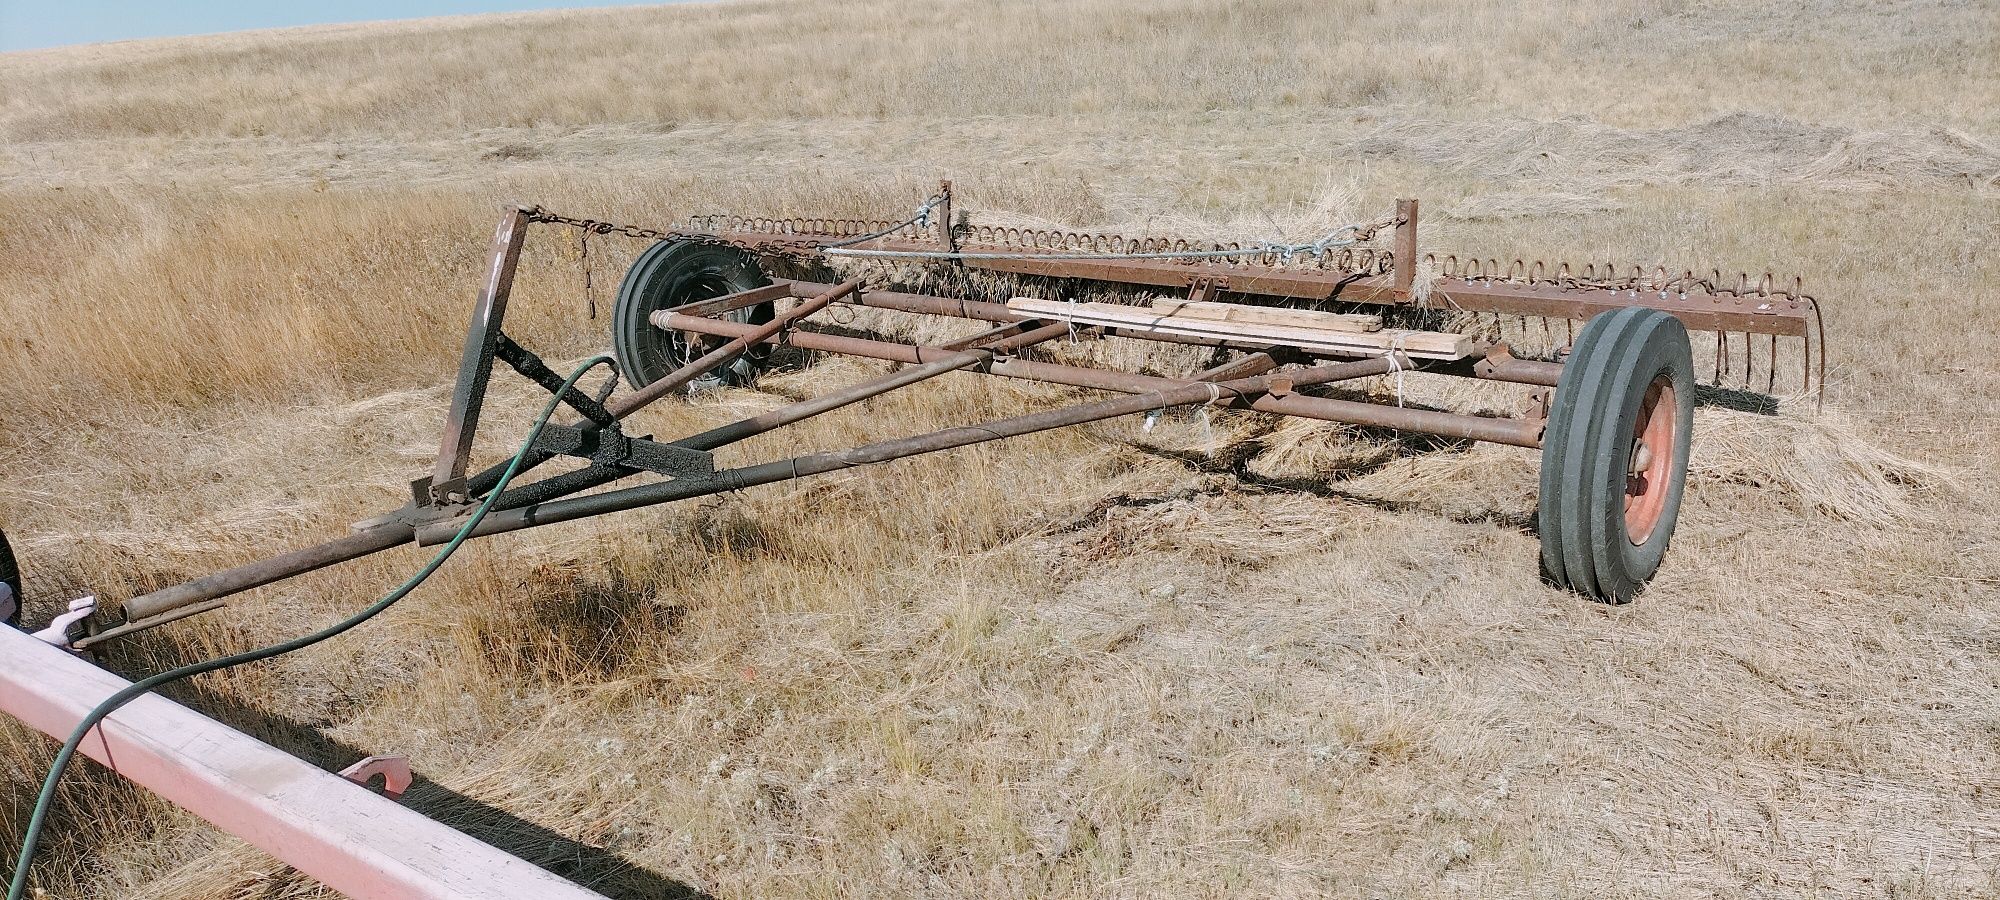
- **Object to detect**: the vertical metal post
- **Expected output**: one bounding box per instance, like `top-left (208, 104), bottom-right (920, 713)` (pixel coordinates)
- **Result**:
top-left (430, 205), bottom-right (531, 503)
top-left (933, 179), bottom-right (957, 253)
top-left (1393, 198), bottom-right (1418, 298)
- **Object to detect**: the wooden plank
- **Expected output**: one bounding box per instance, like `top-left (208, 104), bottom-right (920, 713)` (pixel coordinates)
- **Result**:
top-left (1007, 298), bottom-right (1473, 359)
top-left (1014, 298), bottom-right (1466, 358)
top-left (1150, 299), bottom-right (1383, 333)
top-left (0, 626), bottom-right (610, 900)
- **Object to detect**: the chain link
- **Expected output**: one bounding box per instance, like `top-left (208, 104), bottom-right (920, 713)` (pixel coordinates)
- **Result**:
top-left (522, 206), bottom-right (828, 262)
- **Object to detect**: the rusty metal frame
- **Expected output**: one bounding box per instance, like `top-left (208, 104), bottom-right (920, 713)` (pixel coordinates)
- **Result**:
top-left (76, 190), bottom-right (1827, 642)
top-left (5, 190), bottom-right (1832, 895)
top-left (79, 200), bottom-right (1599, 638)
top-left (701, 189), bottom-right (1823, 394)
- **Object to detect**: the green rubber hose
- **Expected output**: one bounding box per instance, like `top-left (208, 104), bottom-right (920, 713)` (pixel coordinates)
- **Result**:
top-left (7, 355), bottom-right (613, 900)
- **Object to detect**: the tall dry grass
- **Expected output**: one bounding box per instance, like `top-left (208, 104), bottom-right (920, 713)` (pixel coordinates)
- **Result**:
top-left (2, 0), bottom-right (1995, 139)
top-left (2, 1), bottom-right (1998, 898)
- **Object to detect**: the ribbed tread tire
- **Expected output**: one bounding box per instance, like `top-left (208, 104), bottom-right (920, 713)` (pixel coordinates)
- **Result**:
top-left (1, 529), bottom-right (20, 627)
top-left (612, 240), bottom-right (772, 390)
top-left (1539, 307), bottom-right (1696, 603)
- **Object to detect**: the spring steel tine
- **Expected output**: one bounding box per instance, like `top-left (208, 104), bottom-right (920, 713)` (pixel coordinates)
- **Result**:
top-left (1812, 298), bottom-right (1828, 411)
top-left (1767, 333), bottom-right (1778, 394)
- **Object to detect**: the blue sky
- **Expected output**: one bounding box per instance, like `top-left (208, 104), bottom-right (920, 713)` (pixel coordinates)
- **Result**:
top-left (0, 2), bottom-right (670, 52)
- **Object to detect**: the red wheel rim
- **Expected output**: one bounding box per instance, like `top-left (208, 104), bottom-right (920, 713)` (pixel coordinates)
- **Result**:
top-left (1624, 377), bottom-right (1677, 545)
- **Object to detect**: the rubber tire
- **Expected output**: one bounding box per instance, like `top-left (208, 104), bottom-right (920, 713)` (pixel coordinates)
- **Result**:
top-left (1, 529), bottom-right (20, 628)
top-left (612, 240), bottom-right (773, 390)
top-left (1539, 307), bottom-right (1696, 603)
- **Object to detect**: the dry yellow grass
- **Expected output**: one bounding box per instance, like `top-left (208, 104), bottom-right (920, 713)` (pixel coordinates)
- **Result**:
top-left (2, 1), bottom-right (1998, 898)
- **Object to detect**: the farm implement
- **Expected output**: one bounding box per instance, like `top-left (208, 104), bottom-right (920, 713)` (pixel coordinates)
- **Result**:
top-left (1, 183), bottom-right (1824, 899)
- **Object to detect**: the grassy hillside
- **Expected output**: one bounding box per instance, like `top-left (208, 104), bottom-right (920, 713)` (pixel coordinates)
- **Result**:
top-left (3, 0), bottom-right (1994, 138)
top-left (2, 1), bottom-right (1997, 898)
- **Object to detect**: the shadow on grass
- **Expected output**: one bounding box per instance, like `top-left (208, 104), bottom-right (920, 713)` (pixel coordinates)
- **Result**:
top-left (13, 660), bottom-right (714, 899)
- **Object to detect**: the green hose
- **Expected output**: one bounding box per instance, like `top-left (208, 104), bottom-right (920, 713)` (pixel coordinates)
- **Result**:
top-left (7, 355), bottom-right (613, 900)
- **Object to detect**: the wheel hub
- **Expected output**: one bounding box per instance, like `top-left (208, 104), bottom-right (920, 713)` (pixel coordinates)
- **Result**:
top-left (1623, 378), bottom-right (1677, 545)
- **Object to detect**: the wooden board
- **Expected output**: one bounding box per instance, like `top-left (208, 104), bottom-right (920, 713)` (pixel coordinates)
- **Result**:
top-left (1008, 298), bottom-right (1473, 360)
top-left (1150, 299), bottom-right (1383, 333)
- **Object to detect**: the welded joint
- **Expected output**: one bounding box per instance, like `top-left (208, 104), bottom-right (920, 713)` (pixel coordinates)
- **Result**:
top-left (1528, 386), bottom-right (1560, 422)
top-left (533, 424), bottom-right (714, 479)
top-left (1473, 343), bottom-right (1521, 379)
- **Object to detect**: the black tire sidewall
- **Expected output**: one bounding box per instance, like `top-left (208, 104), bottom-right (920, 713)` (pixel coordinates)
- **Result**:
top-left (0, 529), bottom-right (20, 627)
top-left (612, 241), bottom-right (771, 389)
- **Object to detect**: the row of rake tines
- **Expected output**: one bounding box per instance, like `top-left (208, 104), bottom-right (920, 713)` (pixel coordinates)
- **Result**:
top-left (683, 215), bottom-right (1823, 397)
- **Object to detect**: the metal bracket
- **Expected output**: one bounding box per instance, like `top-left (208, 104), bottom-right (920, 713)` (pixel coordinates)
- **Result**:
top-left (1472, 343), bottom-right (1514, 380)
top-left (339, 755), bottom-right (413, 801)
top-left (1522, 388), bottom-right (1552, 420)
top-left (532, 424), bottom-right (714, 479)
top-left (1392, 198), bottom-right (1418, 298)
top-left (1185, 274), bottom-right (1226, 298)
top-left (33, 596), bottom-right (96, 648)
top-left (934, 179), bottom-right (958, 255)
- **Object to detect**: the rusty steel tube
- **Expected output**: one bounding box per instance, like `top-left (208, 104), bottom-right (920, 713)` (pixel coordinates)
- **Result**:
top-left (1476, 357), bottom-right (1563, 387)
top-left (785, 279), bottom-right (1021, 324)
top-left (623, 278), bottom-right (860, 415)
top-left (456, 279), bottom-right (862, 502)
top-left (675, 322), bottom-right (1073, 452)
top-left (414, 358), bottom-right (1394, 545)
top-left (122, 523), bottom-right (415, 624)
top-left (660, 315), bottom-right (1544, 447)
top-left (485, 323), bottom-right (1073, 510)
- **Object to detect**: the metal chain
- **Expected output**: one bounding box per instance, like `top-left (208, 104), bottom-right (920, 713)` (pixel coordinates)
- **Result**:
top-left (577, 229), bottom-right (596, 319)
top-left (522, 206), bottom-right (828, 262)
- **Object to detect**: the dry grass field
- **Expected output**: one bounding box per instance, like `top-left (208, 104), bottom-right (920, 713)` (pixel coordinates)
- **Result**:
top-left (2, 1), bottom-right (1998, 897)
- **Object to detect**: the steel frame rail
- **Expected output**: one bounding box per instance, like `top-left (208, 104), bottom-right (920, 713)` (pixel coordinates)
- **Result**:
top-left (0, 626), bottom-right (609, 900)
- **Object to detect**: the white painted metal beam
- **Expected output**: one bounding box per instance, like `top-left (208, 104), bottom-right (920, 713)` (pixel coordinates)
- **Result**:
top-left (0, 625), bottom-right (609, 899)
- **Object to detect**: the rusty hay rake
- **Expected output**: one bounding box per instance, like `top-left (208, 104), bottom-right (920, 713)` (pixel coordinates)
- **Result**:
top-left (13, 180), bottom-right (1831, 641)
top-left (0, 182), bottom-right (1824, 899)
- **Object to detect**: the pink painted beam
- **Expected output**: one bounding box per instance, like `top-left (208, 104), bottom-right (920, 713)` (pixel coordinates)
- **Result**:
top-left (0, 626), bottom-right (609, 899)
